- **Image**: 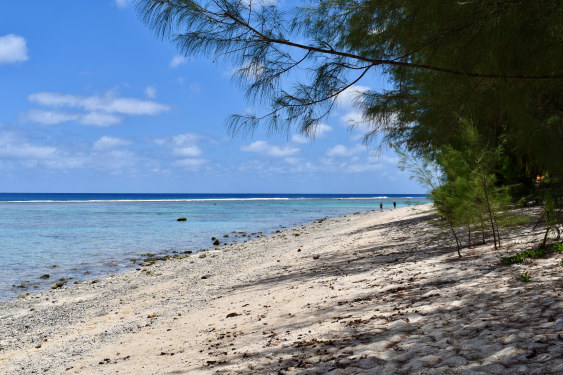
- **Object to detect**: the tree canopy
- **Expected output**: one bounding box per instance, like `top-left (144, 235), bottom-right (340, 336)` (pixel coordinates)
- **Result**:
top-left (137, 0), bottom-right (563, 194)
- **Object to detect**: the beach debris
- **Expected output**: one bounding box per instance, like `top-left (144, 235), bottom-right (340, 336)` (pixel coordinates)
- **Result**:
top-left (297, 248), bottom-right (302, 252)
top-left (39, 274), bottom-right (50, 279)
top-left (201, 274), bottom-right (211, 279)
top-left (147, 314), bottom-right (158, 318)
top-left (226, 312), bottom-right (240, 318)
top-left (312, 255), bottom-right (320, 260)
top-left (177, 217), bottom-right (187, 221)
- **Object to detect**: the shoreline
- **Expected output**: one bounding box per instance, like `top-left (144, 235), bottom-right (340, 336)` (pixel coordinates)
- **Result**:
top-left (1, 198), bottom-right (428, 302)
top-left (1, 204), bottom-right (562, 374)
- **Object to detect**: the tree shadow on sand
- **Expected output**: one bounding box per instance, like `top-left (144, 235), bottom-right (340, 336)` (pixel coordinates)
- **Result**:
top-left (188, 213), bottom-right (562, 374)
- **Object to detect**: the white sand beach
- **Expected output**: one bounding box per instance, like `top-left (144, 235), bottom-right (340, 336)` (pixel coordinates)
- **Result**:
top-left (1, 204), bottom-right (562, 374)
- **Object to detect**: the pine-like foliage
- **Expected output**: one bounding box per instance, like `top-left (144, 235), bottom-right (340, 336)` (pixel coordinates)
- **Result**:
top-left (136, 0), bottom-right (563, 224)
top-left (136, 1), bottom-right (562, 154)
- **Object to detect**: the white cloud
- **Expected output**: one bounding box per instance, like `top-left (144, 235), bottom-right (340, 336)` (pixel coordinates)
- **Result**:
top-left (81, 112), bottom-right (122, 127)
top-left (0, 135), bottom-right (56, 160)
top-left (0, 131), bottom-right (76, 170)
top-left (29, 92), bottom-right (169, 116)
top-left (292, 124), bottom-right (332, 143)
top-left (0, 34), bottom-right (28, 64)
top-left (291, 134), bottom-right (310, 144)
top-left (154, 132), bottom-right (215, 162)
top-left (174, 158), bottom-right (208, 170)
top-left (24, 91), bottom-right (170, 127)
top-left (368, 154), bottom-right (399, 165)
top-left (172, 146), bottom-right (202, 157)
top-left (235, 60), bottom-right (267, 81)
top-left (326, 144), bottom-right (366, 157)
top-left (145, 86), bottom-right (157, 99)
top-left (115, 0), bottom-right (133, 8)
top-left (241, 0), bottom-right (277, 8)
top-left (313, 123), bottom-right (332, 137)
top-left (241, 141), bottom-right (300, 157)
top-left (336, 85), bottom-right (370, 107)
top-left (93, 136), bottom-right (131, 150)
top-left (168, 132), bottom-right (216, 146)
top-left (21, 109), bottom-right (122, 127)
top-left (21, 110), bottom-right (79, 125)
top-left (170, 55), bottom-right (187, 68)
top-left (346, 163), bottom-right (384, 173)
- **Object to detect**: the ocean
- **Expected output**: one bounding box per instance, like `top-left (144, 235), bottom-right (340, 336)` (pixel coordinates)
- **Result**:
top-left (0, 193), bottom-right (429, 300)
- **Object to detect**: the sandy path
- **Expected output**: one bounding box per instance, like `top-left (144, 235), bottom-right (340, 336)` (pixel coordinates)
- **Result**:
top-left (0, 205), bottom-right (562, 374)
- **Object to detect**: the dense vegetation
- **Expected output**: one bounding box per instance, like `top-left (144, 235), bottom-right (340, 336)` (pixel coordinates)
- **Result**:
top-left (136, 0), bottom-right (562, 254)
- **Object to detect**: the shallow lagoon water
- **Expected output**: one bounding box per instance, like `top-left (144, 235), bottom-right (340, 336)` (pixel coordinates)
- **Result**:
top-left (0, 193), bottom-right (429, 300)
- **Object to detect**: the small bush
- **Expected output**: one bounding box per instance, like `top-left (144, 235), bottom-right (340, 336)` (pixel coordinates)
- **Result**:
top-left (501, 248), bottom-right (546, 265)
top-left (516, 271), bottom-right (531, 282)
top-left (500, 242), bottom-right (563, 265)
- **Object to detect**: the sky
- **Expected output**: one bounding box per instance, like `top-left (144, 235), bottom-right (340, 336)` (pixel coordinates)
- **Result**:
top-left (0, 0), bottom-right (424, 194)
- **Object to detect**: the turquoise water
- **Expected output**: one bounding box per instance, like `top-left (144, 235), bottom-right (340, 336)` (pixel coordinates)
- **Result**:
top-left (0, 193), bottom-right (429, 300)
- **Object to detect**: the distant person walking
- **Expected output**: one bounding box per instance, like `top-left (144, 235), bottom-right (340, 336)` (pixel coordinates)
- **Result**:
top-left (393, 201), bottom-right (396, 209)
top-left (379, 202), bottom-right (383, 212)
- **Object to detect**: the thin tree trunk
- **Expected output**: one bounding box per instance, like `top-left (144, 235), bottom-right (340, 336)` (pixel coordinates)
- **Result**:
top-left (495, 217), bottom-right (501, 248)
top-left (482, 182), bottom-right (498, 250)
top-left (542, 227), bottom-right (550, 248)
top-left (448, 220), bottom-right (462, 257)
top-left (467, 222), bottom-right (472, 248)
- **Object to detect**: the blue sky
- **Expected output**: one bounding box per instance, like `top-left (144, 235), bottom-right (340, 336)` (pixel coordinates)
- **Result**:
top-left (0, 0), bottom-right (424, 194)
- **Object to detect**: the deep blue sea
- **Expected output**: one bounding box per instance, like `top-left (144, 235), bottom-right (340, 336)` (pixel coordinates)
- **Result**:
top-left (0, 193), bottom-right (429, 300)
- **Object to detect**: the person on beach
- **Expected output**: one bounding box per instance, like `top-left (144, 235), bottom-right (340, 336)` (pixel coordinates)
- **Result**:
top-left (393, 201), bottom-right (396, 209)
top-left (380, 202), bottom-right (383, 212)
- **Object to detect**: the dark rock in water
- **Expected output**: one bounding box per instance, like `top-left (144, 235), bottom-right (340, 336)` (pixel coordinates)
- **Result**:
top-left (177, 217), bottom-right (187, 221)
top-left (223, 234), bottom-right (229, 238)
top-left (211, 237), bottom-right (217, 241)
top-left (39, 274), bottom-right (50, 279)
top-left (51, 281), bottom-right (66, 289)
top-left (213, 239), bottom-right (221, 246)
top-left (183, 250), bottom-right (192, 254)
